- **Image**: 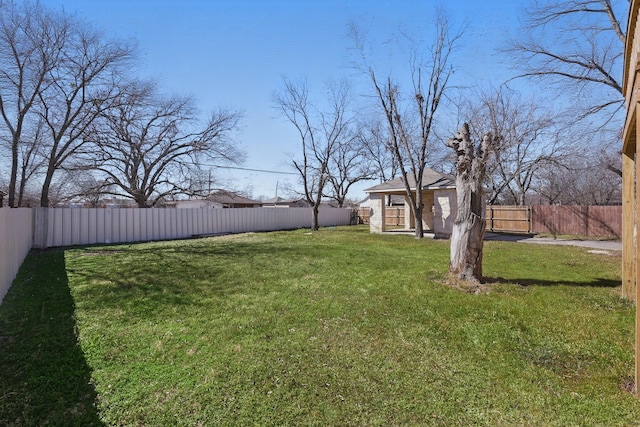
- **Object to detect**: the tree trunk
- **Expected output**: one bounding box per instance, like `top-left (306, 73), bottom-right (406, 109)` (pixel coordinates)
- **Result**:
top-left (311, 204), bottom-right (320, 231)
top-left (449, 183), bottom-right (486, 282)
top-left (134, 192), bottom-right (148, 208)
top-left (18, 165), bottom-right (28, 207)
top-left (9, 134), bottom-right (19, 207)
top-left (40, 164), bottom-right (55, 207)
top-left (413, 202), bottom-right (424, 239)
top-left (447, 123), bottom-right (497, 284)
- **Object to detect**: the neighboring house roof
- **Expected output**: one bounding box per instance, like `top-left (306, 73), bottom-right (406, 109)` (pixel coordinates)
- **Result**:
top-left (262, 197), bottom-right (310, 207)
top-left (365, 168), bottom-right (455, 193)
top-left (262, 196), bottom-right (288, 204)
top-left (172, 199), bottom-right (217, 209)
top-left (206, 191), bottom-right (262, 207)
top-left (320, 201), bottom-right (340, 208)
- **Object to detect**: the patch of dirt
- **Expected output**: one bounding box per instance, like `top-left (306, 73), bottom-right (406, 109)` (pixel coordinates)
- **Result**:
top-left (443, 276), bottom-right (491, 294)
top-left (620, 375), bottom-right (636, 394)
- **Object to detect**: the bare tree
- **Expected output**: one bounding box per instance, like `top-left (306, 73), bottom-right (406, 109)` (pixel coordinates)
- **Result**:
top-left (534, 153), bottom-right (621, 205)
top-left (357, 119), bottom-right (400, 207)
top-left (509, 0), bottom-right (626, 182)
top-left (360, 119), bottom-right (399, 181)
top-left (447, 123), bottom-right (499, 283)
top-left (466, 87), bottom-right (564, 205)
top-left (83, 82), bottom-right (244, 208)
top-left (362, 13), bottom-right (459, 238)
top-left (511, 0), bottom-right (624, 115)
top-left (0, 1), bottom-right (63, 206)
top-left (35, 17), bottom-right (135, 207)
top-left (62, 171), bottom-right (109, 207)
top-left (326, 127), bottom-right (376, 207)
top-left (0, 1), bottom-right (135, 207)
top-left (273, 78), bottom-right (354, 230)
top-left (16, 117), bottom-right (47, 206)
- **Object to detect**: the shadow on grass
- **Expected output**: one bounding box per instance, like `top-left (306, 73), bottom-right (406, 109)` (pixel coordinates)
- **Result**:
top-left (0, 249), bottom-right (103, 426)
top-left (484, 276), bottom-right (621, 288)
top-left (64, 239), bottom-right (322, 315)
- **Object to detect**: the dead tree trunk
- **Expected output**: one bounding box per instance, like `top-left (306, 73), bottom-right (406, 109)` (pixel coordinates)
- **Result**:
top-left (446, 123), bottom-right (498, 283)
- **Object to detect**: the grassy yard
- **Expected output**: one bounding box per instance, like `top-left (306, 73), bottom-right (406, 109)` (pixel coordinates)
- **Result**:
top-left (0, 225), bottom-right (638, 426)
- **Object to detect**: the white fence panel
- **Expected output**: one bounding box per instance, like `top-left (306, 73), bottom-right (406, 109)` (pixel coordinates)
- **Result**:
top-left (33, 207), bottom-right (354, 249)
top-left (0, 206), bottom-right (353, 304)
top-left (0, 209), bottom-right (34, 303)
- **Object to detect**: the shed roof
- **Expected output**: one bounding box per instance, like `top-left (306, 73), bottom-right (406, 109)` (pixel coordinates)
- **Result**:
top-left (365, 168), bottom-right (455, 193)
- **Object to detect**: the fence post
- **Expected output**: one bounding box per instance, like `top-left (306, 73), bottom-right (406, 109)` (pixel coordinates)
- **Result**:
top-left (489, 206), bottom-right (494, 232)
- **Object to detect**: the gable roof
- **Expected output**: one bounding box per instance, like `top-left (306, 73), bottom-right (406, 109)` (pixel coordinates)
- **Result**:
top-left (365, 168), bottom-right (455, 193)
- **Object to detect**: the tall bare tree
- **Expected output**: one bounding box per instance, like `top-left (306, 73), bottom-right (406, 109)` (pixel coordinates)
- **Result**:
top-left (360, 13), bottom-right (460, 238)
top-left (0, 1), bottom-right (63, 206)
top-left (0, 1), bottom-right (135, 207)
top-left (36, 18), bottom-right (135, 207)
top-left (82, 82), bottom-right (244, 207)
top-left (274, 78), bottom-right (355, 230)
top-left (447, 123), bottom-right (499, 283)
top-left (16, 117), bottom-right (47, 206)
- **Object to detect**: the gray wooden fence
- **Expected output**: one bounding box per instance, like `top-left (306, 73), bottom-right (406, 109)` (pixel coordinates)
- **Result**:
top-left (0, 207), bottom-right (354, 304)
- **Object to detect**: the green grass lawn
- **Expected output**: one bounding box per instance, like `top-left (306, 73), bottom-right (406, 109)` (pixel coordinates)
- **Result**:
top-left (0, 225), bottom-right (638, 426)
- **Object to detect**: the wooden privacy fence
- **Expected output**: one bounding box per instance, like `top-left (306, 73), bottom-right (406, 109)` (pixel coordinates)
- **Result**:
top-left (486, 206), bottom-right (531, 233)
top-left (360, 204), bottom-right (621, 238)
top-left (531, 205), bottom-right (621, 238)
top-left (0, 207), bottom-right (354, 305)
top-left (357, 207), bottom-right (404, 226)
top-left (486, 205), bottom-right (621, 237)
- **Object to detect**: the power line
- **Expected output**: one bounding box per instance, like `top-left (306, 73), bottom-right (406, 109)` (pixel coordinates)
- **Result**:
top-left (201, 163), bottom-right (298, 176)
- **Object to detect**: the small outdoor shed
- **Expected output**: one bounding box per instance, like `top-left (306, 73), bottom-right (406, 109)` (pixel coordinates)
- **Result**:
top-left (364, 168), bottom-right (457, 237)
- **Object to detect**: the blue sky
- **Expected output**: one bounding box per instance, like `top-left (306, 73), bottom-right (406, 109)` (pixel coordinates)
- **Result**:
top-left (42, 0), bottom-right (523, 201)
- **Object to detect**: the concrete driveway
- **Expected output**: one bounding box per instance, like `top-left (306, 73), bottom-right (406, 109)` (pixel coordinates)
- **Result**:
top-left (484, 232), bottom-right (622, 252)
